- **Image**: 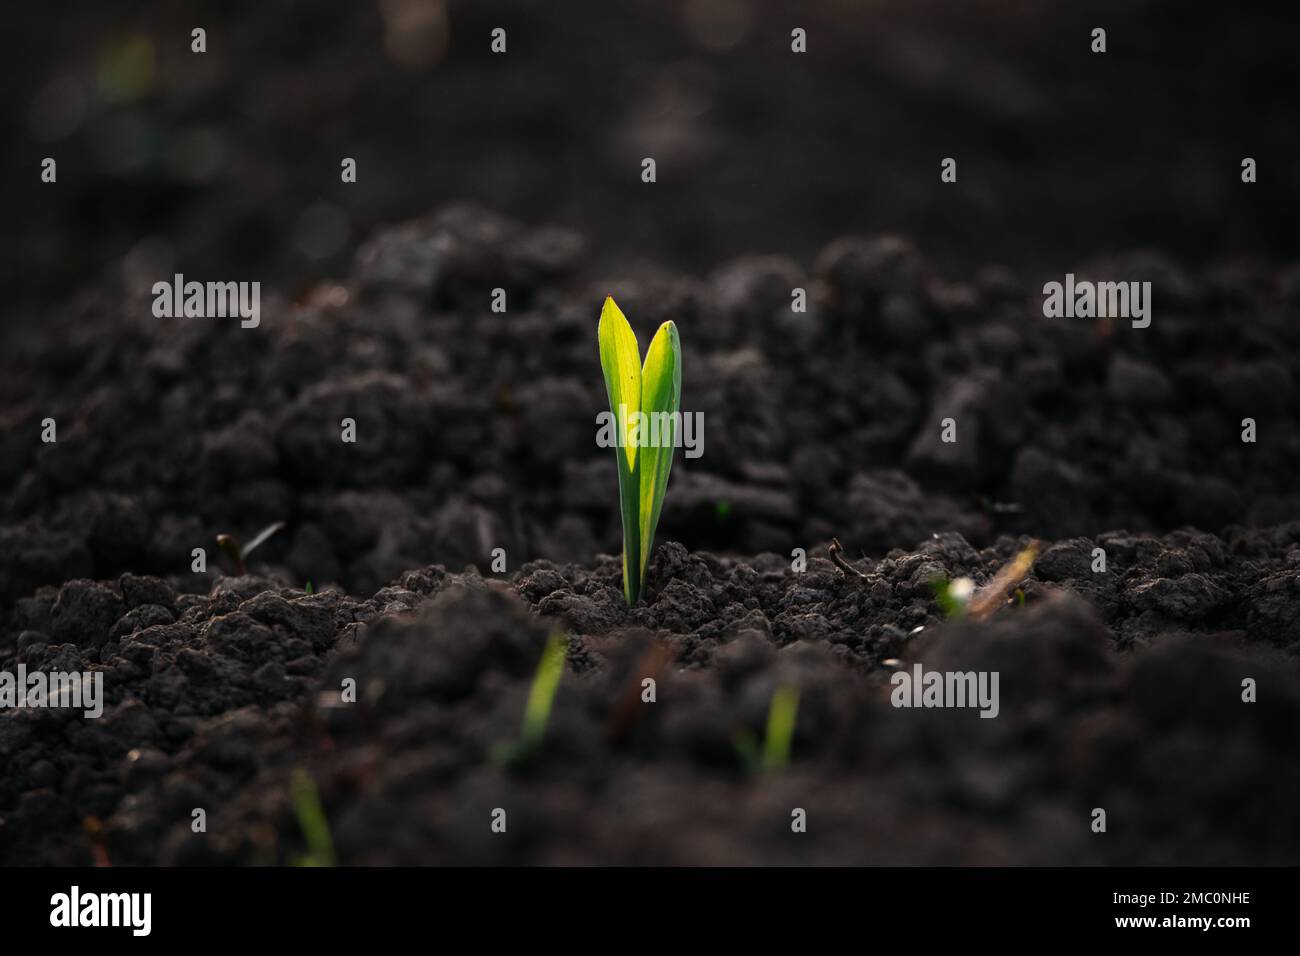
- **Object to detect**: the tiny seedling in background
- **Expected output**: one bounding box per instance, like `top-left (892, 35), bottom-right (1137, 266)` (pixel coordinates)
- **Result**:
top-left (734, 685), bottom-right (801, 774)
top-left (493, 631), bottom-right (569, 765)
top-left (215, 520), bottom-right (285, 576)
top-left (305, 580), bottom-right (314, 595)
top-left (761, 686), bottom-right (800, 774)
top-left (290, 767), bottom-right (335, 867)
top-left (598, 295), bottom-right (682, 606)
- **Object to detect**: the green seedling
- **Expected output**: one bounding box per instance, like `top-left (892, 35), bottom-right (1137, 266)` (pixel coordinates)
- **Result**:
top-left (597, 296), bottom-right (682, 606)
top-left (289, 767), bottom-right (335, 867)
top-left (761, 686), bottom-right (800, 774)
top-left (215, 520), bottom-right (285, 576)
top-left (305, 580), bottom-right (314, 595)
top-left (734, 685), bottom-right (802, 774)
top-left (492, 631), bottom-right (569, 765)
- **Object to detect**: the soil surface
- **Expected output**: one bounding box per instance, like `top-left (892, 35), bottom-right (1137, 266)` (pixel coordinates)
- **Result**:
top-left (3, 205), bottom-right (1299, 865)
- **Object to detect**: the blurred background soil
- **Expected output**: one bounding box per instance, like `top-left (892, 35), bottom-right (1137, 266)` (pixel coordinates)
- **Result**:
top-left (3, 0), bottom-right (1298, 319)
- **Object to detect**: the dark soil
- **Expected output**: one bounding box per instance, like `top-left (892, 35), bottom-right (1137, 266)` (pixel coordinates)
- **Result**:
top-left (6, 1), bottom-right (1299, 310)
top-left (3, 205), bottom-right (1300, 865)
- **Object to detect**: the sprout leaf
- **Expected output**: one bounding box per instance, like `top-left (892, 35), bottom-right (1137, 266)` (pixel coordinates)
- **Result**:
top-left (598, 297), bottom-right (644, 604)
top-left (636, 320), bottom-right (681, 594)
top-left (597, 297), bottom-right (682, 605)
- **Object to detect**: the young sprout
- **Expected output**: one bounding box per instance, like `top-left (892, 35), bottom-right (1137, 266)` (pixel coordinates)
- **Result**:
top-left (215, 520), bottom-right (286, 576)
top-left (597, 296), bottom-right (682, 606)
top-left (305, 580), bottom-right (314, 595)
top-left (733, 685), bottom-right (802, 774)
top-left (493, 631), bottom-right (569, 765)
top-left (761, 686), bottom-right (800, 775)
top-left (290, 767), bottom-right (335, 867)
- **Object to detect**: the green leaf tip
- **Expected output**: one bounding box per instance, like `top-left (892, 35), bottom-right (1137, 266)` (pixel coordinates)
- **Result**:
top-left (598, 298), bottom-right (683, 606)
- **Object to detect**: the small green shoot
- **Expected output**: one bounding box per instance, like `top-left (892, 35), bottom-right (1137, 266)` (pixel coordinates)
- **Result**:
top-left (733, 685), bottom-right (801, 775)
top-left (493, 631), bottom-right (569, 765)
top-left (597, 296), bottom-right (682, 606)
top-left (761, 686), bottom-right (800, 774)
top-left (289, 767), bottom-right (335, 867)
top-left (305, 580), bottom-right (314, 595)
top-left (521, 631), bottom-right (568, 745)
top-left (215, 520), bottom-right (285, 576)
